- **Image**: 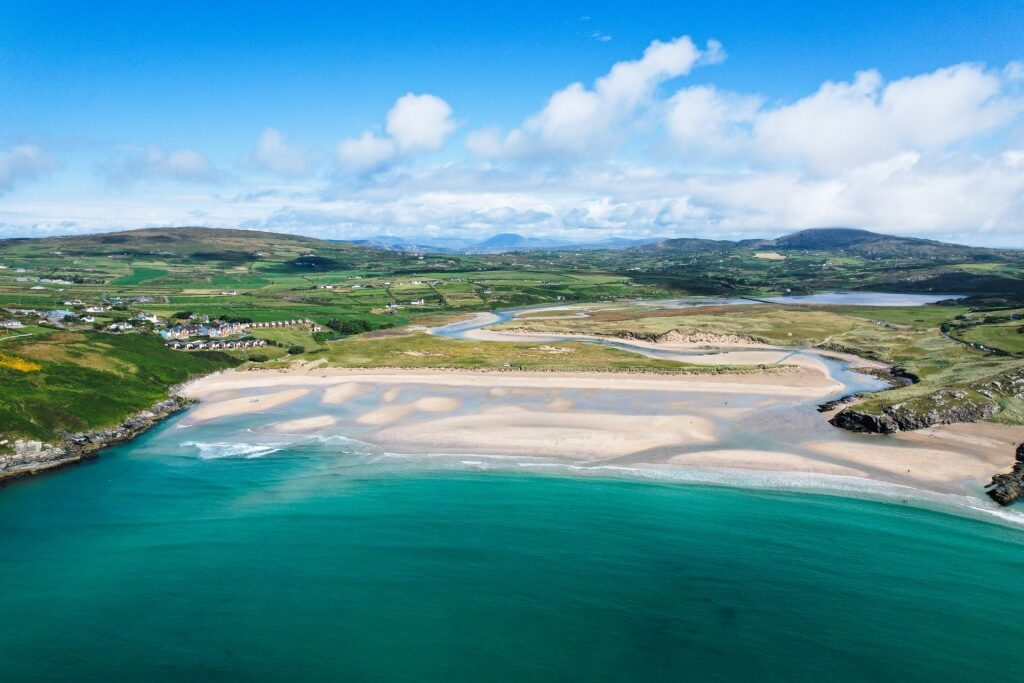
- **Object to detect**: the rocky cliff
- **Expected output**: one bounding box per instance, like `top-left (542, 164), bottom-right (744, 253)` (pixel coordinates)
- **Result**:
top-left (829, 388), bottom-right (1000, 433)
top-left (986, 444), bottom-right (1024, 506)
top-left (0, 395), bottom-right (190, 482)
top-left (830, 366), bottom-right (1024, 434)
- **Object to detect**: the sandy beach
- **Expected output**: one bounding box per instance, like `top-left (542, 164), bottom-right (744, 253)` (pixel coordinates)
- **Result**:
top-left (183, 388), bottom-right (310, 424)
top-left (178, 365), bottom-right (1024, 502)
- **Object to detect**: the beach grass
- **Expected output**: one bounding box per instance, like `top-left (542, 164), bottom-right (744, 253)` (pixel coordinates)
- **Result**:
top-left (494, 303), bottom-right (1024, 424)
top-left (307, 331), bottom-right (760, 373)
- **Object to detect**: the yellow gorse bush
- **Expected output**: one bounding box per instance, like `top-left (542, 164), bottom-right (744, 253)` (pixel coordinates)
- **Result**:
top-left (0, 353), bottom-right (42, 372)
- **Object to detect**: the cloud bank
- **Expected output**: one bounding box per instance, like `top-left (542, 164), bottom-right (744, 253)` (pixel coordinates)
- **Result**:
top-left (3, 36), bottom-right (1024, 246)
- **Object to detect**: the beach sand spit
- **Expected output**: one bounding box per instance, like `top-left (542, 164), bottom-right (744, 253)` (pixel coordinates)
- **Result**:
top-left (184, 388), bottom-right (310, 424)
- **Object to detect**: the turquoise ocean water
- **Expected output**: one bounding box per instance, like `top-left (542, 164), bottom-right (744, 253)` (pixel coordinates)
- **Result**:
top-left (3, 412), bottom-right (1024, 682)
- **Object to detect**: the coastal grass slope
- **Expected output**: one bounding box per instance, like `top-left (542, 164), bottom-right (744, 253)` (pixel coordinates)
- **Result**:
top-left (0, 332), bottom-right (237, 448)
top-left (494, 302), bottom-right (1024, 428)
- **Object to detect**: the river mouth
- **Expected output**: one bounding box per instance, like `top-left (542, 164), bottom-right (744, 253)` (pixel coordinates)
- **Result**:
top-left (427, 292), bottom-right (942, 399)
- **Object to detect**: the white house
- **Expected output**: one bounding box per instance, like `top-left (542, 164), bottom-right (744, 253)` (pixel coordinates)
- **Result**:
top-left (0, 320), bottom-right (25, 329)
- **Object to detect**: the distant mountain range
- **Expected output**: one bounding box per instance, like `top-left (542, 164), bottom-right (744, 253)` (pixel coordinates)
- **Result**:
top-left (347, 232), bottom-right (662, 254)
top-left (3, 226), bottom-right (1019, 262)
top-left (640, 227), bottom-right (1020, 259)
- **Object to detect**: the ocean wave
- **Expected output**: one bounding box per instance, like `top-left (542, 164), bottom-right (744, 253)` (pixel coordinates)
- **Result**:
top-left (369, 452), bottom-right (1024, 529)
top-left (183, 441), bottom-right (285, 460)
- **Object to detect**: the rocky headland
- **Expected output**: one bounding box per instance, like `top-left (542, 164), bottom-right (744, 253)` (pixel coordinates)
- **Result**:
top-left (0, 395), bottom-right (191, 483)
top-left (830, 366), bottom-right (1024, 434)
top-left (986, 444), bottom-right (1024, 506)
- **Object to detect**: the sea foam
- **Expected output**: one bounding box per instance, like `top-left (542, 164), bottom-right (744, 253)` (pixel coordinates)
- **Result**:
top-left (183, 441), bottom-right (284, 460)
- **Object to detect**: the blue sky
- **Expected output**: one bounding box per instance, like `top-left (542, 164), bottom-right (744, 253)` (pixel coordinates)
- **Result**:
top-left (2, 1), bottom-right (1023, 245)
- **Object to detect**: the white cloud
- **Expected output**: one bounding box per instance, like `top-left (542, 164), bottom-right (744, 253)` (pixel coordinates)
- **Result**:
top-left (0, 144), bottom-right (56, 194)
top-left (336, 93), bottom-right (457, 173)
top-left (252, 128), bottom-right (311, 177)
top-left (6, 40), bottom-right (1024, 247)
top-left (665, 85), bottom-right (761, 155)
top-left (7, 151), bottom-right (1024, 246)
top-left (106, 145), bottom-right (219, 185)
top-left (385, 93), bottom-right (457, 152)
top-left (336, 132), bottom-right (397, 172)
top-left (468, 35), bottom-right (724, 157)
top-left (753, 64), bottom-right (1022, 173)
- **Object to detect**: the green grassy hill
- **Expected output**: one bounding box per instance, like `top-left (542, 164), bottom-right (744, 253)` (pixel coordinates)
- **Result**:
top-left (0, 332), bottom-right (237, 445)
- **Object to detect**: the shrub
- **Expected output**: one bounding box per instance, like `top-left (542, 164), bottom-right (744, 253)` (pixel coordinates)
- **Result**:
top-left (287, 345), bottom-right (305, 355)
top-left (248, 354), bottom-right (269, 363)
top-left (326, 318), bottom-right (372, 335)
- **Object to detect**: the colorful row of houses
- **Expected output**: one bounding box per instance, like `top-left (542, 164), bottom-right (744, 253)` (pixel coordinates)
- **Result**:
top-left (166, 339), bottom-right (269, 351)
top-left (248, 319), bottom-right (321, 330)
top-left (160, 322), bottom-right (247, 340)
top-left (160, 318), bottom-right (322, 341)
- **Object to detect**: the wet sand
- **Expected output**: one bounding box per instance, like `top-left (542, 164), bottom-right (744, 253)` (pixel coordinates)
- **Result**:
top-left (179, 367), bottom-right (1024, 501)
top-left (183, 388), bottom-right (310, 424)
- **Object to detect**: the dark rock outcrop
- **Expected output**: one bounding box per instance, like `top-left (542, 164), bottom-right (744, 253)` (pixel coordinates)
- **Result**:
top-left (986, 444), bottom-right (1024, 506)
top-left (0, 395), bottom-right (191, 483)
top-left (817, 394), bottom-right (862, 413)
top-left (830, 388), bottom-right (1000, 433)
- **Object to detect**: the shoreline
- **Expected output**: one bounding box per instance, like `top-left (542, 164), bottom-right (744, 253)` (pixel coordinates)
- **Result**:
top-left (178, 366), bottom-right (1024, 512)
top-left (0, 394), bottom-right (192, 484)
top-left (355, 455), bottom-right (1024, 529)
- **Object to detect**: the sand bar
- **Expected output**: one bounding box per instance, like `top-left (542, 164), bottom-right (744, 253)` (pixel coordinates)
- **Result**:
top-left (182, 366), bottom-right (839, 400)
top-left (271, 415), bottom-right (338, 433)
top-left (183, 388), bottom-right (309, 423)
top-left (178, 367), bottom-right (1024, 504)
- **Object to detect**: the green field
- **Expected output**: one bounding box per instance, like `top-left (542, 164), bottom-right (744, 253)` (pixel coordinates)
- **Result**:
top-left (111, 267), bottom-right (170, 285)
top-left (957, 321), bottom-right (1024, 354)
top-left (1, 226), bottom-right (1023, 448)
top-left (0, 331), bottom-right (237, 445)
